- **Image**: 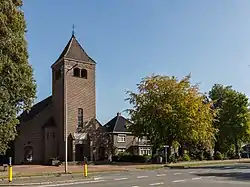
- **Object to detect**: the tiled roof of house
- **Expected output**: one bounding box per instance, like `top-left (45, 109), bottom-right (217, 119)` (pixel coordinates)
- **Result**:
top-left (54, 34), bottom-right (96, 64)
top-left (104, 113), bottom-right (131, 133)
top-left (18, 96), bottom-right (52, 122)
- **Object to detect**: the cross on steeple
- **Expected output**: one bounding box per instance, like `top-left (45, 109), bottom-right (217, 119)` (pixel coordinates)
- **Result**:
top-left (72, 24), bottom-right (76, 36)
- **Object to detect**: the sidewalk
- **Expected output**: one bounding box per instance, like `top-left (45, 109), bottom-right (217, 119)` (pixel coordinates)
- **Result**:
top-left (0, 164), bottom-right (131, 178)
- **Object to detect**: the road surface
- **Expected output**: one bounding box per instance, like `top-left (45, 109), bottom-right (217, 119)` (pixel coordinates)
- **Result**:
top-left (33, 163), bottom-right (250, 187)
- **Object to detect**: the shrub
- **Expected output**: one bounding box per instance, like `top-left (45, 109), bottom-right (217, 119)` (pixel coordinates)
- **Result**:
top-left (214, 151), bottom-right (223, 160)
top-left (168, 154), bottom-right (176, 163)
top-left (182, 154), bottom-right (191, 161)
top-left (118, 154), bottom-right (147, 163)
top-left (198, 152), bottom-right (204, 161)
top-left (203, 151), bottom-right (213, 160)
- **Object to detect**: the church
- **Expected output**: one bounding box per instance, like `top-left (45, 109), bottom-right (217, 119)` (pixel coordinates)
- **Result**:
top-left (12, 33), bottom-right (152, 165)
top-left (13, 33), bottom-right (109, 164)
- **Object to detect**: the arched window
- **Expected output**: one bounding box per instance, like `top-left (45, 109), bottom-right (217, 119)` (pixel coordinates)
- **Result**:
top-left (78, 108), bottom-right (83, 128)
top-left (81, 69), bottom-right (87, 79)
top-left (73, 68), bottom-right (80, 77)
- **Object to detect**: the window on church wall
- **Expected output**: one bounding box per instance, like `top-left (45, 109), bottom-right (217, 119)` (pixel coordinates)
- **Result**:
top-left (78, 108), bottom-right (83, 128)
top-left (73, 68), bottom-right (80, 77)
top-left (81, 69), bottom-right (87, 79)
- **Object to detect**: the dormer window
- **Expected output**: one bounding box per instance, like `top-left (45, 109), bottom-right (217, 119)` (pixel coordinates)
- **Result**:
top-left (81, 69), bottom-right (87, 79)
top-left (73, 68), bottom-right (80, 77)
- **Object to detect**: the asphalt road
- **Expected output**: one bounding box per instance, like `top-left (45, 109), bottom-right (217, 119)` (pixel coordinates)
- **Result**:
top-left (34, 163), bottom-right (250, 187)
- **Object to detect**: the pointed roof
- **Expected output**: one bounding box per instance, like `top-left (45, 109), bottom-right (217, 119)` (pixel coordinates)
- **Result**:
top-left (104, 113), bottom-right (132, 133)
top-left (54, 34), bottom-right (96, 65)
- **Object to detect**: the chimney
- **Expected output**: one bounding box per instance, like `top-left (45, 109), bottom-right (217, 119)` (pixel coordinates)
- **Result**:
top-left (117, 112), bottom-right (121, 116)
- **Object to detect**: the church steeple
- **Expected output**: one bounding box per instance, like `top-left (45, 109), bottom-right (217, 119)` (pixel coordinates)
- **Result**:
top-left (52, 32), bottom-right (96, 67)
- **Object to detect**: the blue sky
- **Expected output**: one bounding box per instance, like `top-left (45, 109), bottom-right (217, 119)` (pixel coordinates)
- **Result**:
top-left (23, 0), bottom-right (250, 124)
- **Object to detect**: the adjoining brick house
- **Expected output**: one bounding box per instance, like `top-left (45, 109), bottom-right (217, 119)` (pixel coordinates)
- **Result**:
top-left (104, 113), bottom-right (152, 156)
top-left (12, 33), bottom-right (151, 165)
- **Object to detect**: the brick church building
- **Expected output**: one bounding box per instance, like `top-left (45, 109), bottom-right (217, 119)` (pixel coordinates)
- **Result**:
top-left (14, 33), bottom-right (109, 164)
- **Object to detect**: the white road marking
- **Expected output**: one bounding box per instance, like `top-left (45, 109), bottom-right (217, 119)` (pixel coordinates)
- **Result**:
top-left (114, 177), bottom-right (128, 181)
top-left (189, 171), bottom-right (196, 174)
top-left (137, 175), bottom-right (148, 179)
top-left (156, 174), bottom-right (166, 177)
top-left (205, 176), bottom-right (215, 178)
top-left (149, 182), bottom-right (164, 186)
top-left (36, 180), bottom-right (105, 187)
top-left (94, 177), bottom-right (104, 180)
top-left (192, 177), bottom-right (202, 180)
top-left (172, 179), bottom-right (185, 183)
top-left (174, 172), bottom-right (182, 175)
top-left (132, 186), bottom-right (139, 187)
top-left (224, 166), bottom-right (232, 169)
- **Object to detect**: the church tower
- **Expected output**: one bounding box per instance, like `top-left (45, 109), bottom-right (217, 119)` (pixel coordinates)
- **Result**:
top-left (51, 33), bottom-right (96, 160)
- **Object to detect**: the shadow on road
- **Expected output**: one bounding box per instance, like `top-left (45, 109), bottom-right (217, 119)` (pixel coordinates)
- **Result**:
top-left (195, 171), bottom-right (250, 181)
top-left (187, 164), bottom-right (250, 170)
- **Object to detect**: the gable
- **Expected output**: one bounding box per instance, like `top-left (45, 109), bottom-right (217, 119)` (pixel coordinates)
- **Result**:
top-left (104, 114), bottom-right (132, 133)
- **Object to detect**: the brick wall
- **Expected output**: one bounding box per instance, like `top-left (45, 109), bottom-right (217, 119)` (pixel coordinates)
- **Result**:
top-left (14, 105), bottom-right (53, 164)
top-left (64, 60), bottom-right (96, 137)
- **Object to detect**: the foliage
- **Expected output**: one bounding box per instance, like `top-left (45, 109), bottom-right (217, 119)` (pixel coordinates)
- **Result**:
top-left (214, 151), bottom-right (223, 160)
top-left (126, 74), bottom-right (216, 159)
top-left (182, 153), bottom-right (191, 161)
top-left (209, 84), bottom-right (250, 155)
top-left (203, 150), bottom-right (213, 160)
top-left (0, 0), bottom-right (36, 154)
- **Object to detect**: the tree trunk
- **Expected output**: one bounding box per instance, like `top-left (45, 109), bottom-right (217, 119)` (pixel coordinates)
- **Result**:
top-left (167, 138), bottom-right (173, 163)
top-left (235, 138), bottom-right (239, 156)
top-left (214, 138), bottom-right (220, 153)
top-left (151, 145), bottom-right (157, 162)
top-left (178, 144), bottom-right (184, 157)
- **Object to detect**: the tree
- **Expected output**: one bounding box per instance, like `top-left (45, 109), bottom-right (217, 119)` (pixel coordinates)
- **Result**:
top-left (0, 0), bottom-right (36, 154)
top-left (209, 84), bottom-right (250, 156)
top-left (126, 74), bottom-right (216, 159)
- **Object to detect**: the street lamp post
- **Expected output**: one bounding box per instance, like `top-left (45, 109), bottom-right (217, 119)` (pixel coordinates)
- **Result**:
top-left (64, 63), bottom-right (77, 174)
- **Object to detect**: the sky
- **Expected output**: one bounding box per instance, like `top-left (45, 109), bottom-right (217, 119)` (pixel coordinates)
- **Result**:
top-left (22, 0), bottom-right (250, 124)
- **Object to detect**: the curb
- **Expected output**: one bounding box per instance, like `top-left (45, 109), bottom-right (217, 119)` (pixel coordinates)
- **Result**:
top-left (166, 166), bottom-right (190, 169)
top-left (0, 177), bottom-right (94, 186)
top-left (165, 161), bottom-right (244, 169)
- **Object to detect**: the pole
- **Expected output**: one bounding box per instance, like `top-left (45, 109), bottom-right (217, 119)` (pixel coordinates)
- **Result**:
top-left (84, 160), bottom-right (88, 177)
top-left (8, 157), bottom-right (12, 183)
top-left (64, 65), bottom-right (68, 174)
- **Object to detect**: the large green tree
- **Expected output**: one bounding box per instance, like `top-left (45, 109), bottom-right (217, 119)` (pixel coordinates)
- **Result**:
top-left (0, 0), bottom-right (36, 154)
top-left (126, 74), bottom-right (216, 159)
top-left (209, 84), bottom-right (250, 156)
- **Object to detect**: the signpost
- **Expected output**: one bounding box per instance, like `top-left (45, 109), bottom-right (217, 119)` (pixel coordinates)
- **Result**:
top-left (163, 145), bottom-right (169, 164)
